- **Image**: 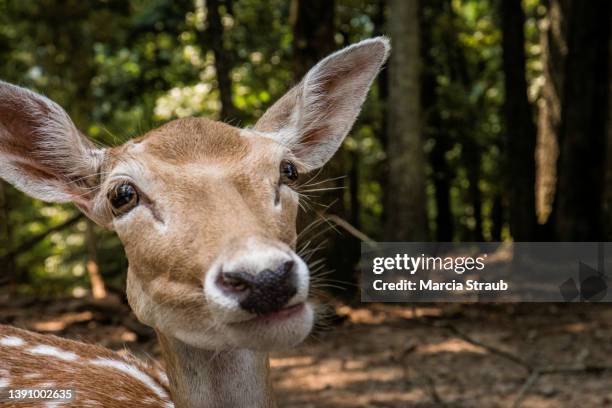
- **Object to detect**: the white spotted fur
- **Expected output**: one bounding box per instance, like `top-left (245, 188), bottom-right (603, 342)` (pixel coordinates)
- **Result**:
top-left (27, 345), bottom-right (78, 362)
top-left (0, 335), bottom-right (25, 347)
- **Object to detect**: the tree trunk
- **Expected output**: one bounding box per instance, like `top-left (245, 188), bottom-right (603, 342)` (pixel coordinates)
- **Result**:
top-left (500, 0), bottom-right (538, 241)
top-left (536, 0), bottom-right (567, 226)
top-left (207, 0), bottom-right (238, 121)
top-left (373, 0), bottom-right (390, 230)
top-left (86, 220), bottom-right (107, 299)
top-left (464, 140), bottom-right (484, 241)
top-left (554, 0), bottom-right (611, 240)
top-left (490, 193), bottom-right (504, 241)
top-left (423, 0), bottom-right (455, 242)
top-left (430, 136), bottom-right (453, 241)
top-left (385, 0), bottom-right (428, 241)
top-left (605, 19), bottom-right (612, 239)
top-left (291, 0), bottom-right (336, 81)
top-left (349, 150), bottom-right (361, 230)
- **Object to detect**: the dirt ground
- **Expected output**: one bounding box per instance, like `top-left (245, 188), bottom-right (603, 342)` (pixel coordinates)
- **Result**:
top-left (2, 293), bottom-right (612, 407)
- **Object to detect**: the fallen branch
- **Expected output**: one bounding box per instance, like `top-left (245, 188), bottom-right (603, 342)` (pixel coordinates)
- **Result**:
top-left (436, 321), bottom-right (533, 371)
top-left (1, 214), bottom-right (83, 262)
top-left (319, 213), bottom-right (379, 249)
top-left (511, 364), bottom-right (612, 408)
top-left (511, 370), bottom-right (540, 408)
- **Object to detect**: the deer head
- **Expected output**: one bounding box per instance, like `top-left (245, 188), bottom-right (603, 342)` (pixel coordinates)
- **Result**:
top-left (0, 38), bottom-right (389, 353)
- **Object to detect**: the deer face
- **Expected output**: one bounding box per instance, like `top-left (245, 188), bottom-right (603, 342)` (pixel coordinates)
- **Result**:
top-left (0, 38), bottom-right (389, 351)
top-left (110, 119), bottom-right (310, 350)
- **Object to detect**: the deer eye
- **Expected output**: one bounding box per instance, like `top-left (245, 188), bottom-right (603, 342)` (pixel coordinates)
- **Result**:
top-left (108, 182), bottom-right (139, 216)
top-left (280, 160), bottom-right (298, 184)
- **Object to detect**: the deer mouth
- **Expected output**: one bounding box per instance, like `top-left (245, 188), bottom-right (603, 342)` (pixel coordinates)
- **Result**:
top-left (222, 301), bottom-right (313, 350)
top-left (232, 302), bottom-right (307, 326)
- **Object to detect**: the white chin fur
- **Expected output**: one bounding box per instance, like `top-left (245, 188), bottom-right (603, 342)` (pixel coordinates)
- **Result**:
top-left (226, 303), bottom-right (314, 351)
top-left (172, 302), bottom-right (314, 351)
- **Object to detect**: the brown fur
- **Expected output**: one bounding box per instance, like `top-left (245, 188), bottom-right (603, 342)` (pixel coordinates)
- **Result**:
top-left (109, 117), bottom-right (299, 329)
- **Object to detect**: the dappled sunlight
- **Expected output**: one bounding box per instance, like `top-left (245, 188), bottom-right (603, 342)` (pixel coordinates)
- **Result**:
top-left (417, 338), bottom-right (487, 355)
top-left (270, 355), bottom-right (314, 369)
top-left (31, 311), bottom-right (94, 332)
top-left (154, 83), bottom-right (220, 119)
top-left (558, 322), bottom-right (592, 334)
top-left (335, 304), bottom-right (443, 324)
top-left (274, 357), bottom-right (404, 391)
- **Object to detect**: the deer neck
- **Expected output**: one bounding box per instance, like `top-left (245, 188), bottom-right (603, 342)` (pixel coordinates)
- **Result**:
top-left (157, 332), bottom-right (275, 408)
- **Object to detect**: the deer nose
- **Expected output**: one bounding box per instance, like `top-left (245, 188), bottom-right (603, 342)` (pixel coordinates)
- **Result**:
top-left (218, 260), bottom-right (297, 315)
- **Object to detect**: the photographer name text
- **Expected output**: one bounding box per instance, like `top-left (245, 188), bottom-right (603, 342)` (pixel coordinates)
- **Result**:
top-left (371, 253), bottom-right (508, 292)
top-left (372, 279), bottom-right (508, 291)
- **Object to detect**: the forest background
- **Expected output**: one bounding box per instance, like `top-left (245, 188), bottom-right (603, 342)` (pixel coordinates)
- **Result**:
top-left (0, 0), bottom-right (609, 301)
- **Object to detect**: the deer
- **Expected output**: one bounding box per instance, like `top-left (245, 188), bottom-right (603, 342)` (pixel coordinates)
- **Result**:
top-left (0, 37), bottom-right (390, 407)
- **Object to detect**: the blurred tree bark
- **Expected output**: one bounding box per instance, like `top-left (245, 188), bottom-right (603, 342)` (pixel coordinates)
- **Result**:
top-left (385, 0), bottom-right (428, 241)
top-left (500, 0), bottom-right (538, 241)
top-left (422, 0), bottom-right (454, 241)
top-left (206, 0), bottom-right (239, 121)
top-left (86, 220), bottom-right (107, 299)
top-left (464, 139), bottom-right (485, 241)
top-left (554, 0), bottom-right (611, 240)
top-left (490, 194), bottom-right (504, 241)
top-left (429, 134), bottom-right (454, 241)
top-left (373, 0), bottom-right (390, 231)
top-left (535, 0), bottom-right (566, 227)
top-left (445, 0), bottom-right (484, 241)
top-left (291, 0), bottom-right (335, 80)
top-left (606, 26), bottom-right (612, 239)
top-left (348, 150), bottom-right (361, 230)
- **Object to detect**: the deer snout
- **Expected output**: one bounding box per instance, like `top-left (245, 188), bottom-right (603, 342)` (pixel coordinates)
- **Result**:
top-left (204, 242), bottom-right (310, 321)
top-left (218, 260), bottom-right (297, 315)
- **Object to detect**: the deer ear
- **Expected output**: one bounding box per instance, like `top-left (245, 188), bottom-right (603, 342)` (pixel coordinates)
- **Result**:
top-left (254, 37), bottom-right (390, 170)
top-left (0, 81), bottom-right (104, 210)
